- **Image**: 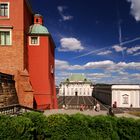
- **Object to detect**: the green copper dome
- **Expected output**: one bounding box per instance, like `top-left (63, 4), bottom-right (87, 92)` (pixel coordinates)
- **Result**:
top-left (62, 74), bottom-right (92, 83)
top-left (29, 24), bottom-right (49, 35)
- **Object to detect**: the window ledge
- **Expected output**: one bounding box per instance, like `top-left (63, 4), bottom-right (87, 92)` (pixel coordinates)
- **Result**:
top-left (0, 26), bottom-right (13, 29)
top-left (29, 45), bottom-right (39, 46)
top-left (0, 45), bottom-right (12, 47)
top-left (0, 17), bottom-right (10, 20)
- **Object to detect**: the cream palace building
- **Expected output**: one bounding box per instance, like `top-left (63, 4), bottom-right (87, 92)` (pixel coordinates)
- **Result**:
top-left (59, 74), bottom-right (93, 96)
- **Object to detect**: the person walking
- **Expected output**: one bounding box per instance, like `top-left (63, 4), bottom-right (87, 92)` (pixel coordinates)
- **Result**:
top-left (95, 103), bottom-right (100, 112)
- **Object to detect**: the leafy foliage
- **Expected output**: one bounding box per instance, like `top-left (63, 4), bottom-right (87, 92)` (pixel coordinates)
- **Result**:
top-left (0, 112), bottom-right (140, 140)
top-left (0, 115), bottom-right (33, 140)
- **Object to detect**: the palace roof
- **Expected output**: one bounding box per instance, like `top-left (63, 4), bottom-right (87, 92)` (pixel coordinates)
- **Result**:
top-left (62, 74), bottom-right (92, 84)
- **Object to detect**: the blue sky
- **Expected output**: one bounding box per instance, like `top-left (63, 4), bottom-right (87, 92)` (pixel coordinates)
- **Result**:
top-left (30, 0), bottom-right (140, 85)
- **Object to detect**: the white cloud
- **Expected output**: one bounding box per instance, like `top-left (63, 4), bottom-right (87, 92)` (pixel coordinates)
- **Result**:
top-left (127, 0), bottom-right (140, 21)
top-left (55, 59), bottom-right (84, 70)
top-left (55, 59), bottom-right (140, 84)
top-left (97, 50), bottom-right (112, 55)
top-left (61, 15), bottom-right (73, 21)
top-left (58, 37), bottom-right (84, 52)
top-left (85, 60), bottom-right (114, 69)
top-left (86, 73), bottom-right (110, 79)
top-left (55, 71), bottom-right (140, 85)
top-left (57, 6), bottom-right (73, 21)
top-left (112, 45), bottom-right (126, 52)
top-left (127, 46), bottom-right (140, 54)
top-left (55, 59), bottom-right (69, 70)
top-left (117, 62), bottom-right (140, 70)
top-left (57, 6), bottom-right (64, 12)
top-left (56, 59), bottom-right (140, 71)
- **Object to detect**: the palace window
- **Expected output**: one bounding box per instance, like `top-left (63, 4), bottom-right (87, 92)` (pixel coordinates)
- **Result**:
top-left (0, 30), bottom-right (12, 45)
top-left (122, 94), bottom-right (129, 104)
top-left (29, 36), bottom-right (39, 45)
top-left (0, 3), bottom-right (9, 18)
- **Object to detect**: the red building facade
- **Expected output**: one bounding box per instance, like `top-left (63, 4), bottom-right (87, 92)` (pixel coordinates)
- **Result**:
top-left (0, 0), bottom-right (57, 109)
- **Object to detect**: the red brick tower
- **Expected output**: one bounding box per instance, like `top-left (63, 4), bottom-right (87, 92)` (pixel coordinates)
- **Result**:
top-left (0, 0), bottom-right (58, 110)
top-left (0, 0), bottom-right (33, 108)
top-left (28, 14), bottom-right (58, 110)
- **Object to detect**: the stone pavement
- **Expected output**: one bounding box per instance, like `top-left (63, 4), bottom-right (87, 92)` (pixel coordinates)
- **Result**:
top-left (115, 113), bottom-right (140, 119)
top-left (44, 109), bottom-right (140, 120)
top-left (44, 109), bottom-right (107, 116)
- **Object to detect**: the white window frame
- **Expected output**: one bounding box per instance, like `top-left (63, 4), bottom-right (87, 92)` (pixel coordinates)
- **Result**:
top-left (0, 28), bottom-right (12, 46)
top-left (29, 36), bottom-right (40, 46)
top-left (0, 2), bottom-right (10, 19)
top-left (122, 94), bottom-right (129, 104)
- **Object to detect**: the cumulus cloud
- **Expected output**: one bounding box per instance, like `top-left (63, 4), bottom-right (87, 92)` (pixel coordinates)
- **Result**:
top-left (127, 0), bottom-right (140, 21)
top-left (112, 45), bottom-right (126, 52)
top-left (127, 46), bottom-right (140, 54)
top-left (58, 37), bottom-right (84, 52)
top-left (57, 6), bottom-right (73, 21)
top-left (55, 59), bottom-right (84, 70)
top-left (85, 60), bottom-right (114, 69)
top-left (55, 59), bottom-right (140, 84)
top-left (89, 72), bottom-right (140, 84)
top-left (86, 73), bottom-right (110, 79)
top-left (56, 59), bottom-right (140, 71)
top-left (55, 71), bottom-right (140, 85)
top-left (97, 50), bottom-right (112, 55)
top-left (116, 62), bottom-right (140, 70)
top-left (55, 59), bottom-right (70, 70)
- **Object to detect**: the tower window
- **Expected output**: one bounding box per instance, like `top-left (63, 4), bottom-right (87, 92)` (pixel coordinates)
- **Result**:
top-left (29, 36), bottom-right (39, 45)
top-left (0, 3), bottom-right (9, 18)
top-left (0, 29), bottom-right (12, 45)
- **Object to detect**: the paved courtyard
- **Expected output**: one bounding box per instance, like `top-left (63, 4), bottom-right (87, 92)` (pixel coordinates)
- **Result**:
top-left (44, 109), bottom-right (107, 116)
top-left (57, 96), bottom-right (107, 110)
top-left (44, 109), bottom-right (140, 119)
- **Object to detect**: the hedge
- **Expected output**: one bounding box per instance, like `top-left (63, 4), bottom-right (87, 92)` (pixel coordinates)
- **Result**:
top-left (0, 115), bottom-right (34, 140)
top-left (0, 112), bottom-right (140, 140)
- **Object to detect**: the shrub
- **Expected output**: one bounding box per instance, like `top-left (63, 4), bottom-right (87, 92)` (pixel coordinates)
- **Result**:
top-left (23, 111), bottom-right (47, 140)
top-left (88, 116), bottom-right (114, 140)
top-left (0, 115), bottom-right (33, 140)
top-left (0, 112), bottom-right (140, 140)
top-left (45, 114), bottom-right (70, 140)
top-left (116, 117), bottom-right (140, 140)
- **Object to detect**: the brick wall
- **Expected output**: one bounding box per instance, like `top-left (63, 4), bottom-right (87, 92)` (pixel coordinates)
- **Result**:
top-left (0, 0), bottom-right (34, 108)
